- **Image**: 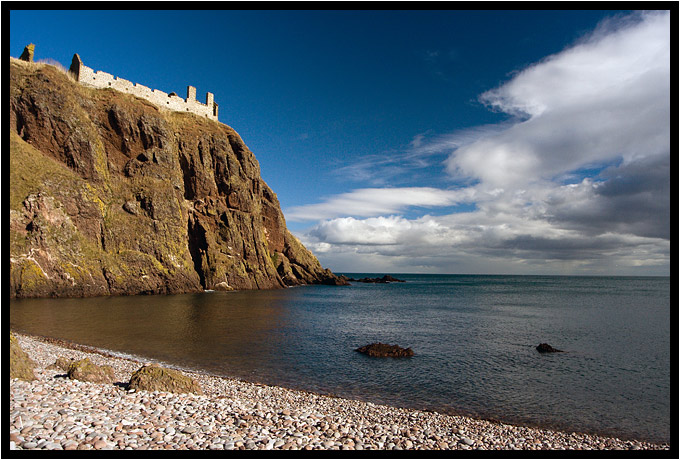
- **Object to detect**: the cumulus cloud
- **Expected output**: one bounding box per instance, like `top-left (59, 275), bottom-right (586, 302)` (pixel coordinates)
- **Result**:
top-left (546, 154), bottom-right (671, 240)
top-left (300, 210), bottom-right (669, 275)
top-left (293, 11), bottom-right (670, 275)
top-left (448, 10), bottom-right (670, 189)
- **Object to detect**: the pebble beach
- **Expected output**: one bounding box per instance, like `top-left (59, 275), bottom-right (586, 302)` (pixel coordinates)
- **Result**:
top-left (9, 332), bottom-right (669, 451)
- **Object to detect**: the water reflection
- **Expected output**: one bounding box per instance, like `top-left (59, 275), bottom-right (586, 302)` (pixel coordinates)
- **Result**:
top-left (9, 276), bottom-right (670, 444)
top-left (10, 290), bottom-right (295, 376)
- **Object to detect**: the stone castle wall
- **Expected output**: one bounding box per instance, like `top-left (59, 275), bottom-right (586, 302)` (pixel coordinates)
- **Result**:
top-left (69, 54), bottom-right (218, 121)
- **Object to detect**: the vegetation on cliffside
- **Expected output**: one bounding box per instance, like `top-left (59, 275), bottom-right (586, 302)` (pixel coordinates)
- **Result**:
top-left (9, 58), bottom-right (347, 298)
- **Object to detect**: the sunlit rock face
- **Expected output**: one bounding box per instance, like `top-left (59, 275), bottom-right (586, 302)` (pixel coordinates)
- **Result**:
top-left (9, 58), bottom-right (347, 298)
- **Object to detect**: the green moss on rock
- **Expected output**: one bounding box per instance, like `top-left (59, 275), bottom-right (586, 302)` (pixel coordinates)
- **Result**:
top-left (128, 364), bottom-right (202, 395)
top-left (67, 358), bottom-right (115, 384)
top-left (10, 333), bottom-right (37, 381)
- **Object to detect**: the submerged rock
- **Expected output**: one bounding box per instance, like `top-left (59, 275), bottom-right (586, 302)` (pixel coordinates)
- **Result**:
top-left (10, 333), bottom-right (37, 381)
top-left (128, 364), bottom-right (203, 395)
top-left (67, 358), bottom-right (115, 383)
top-left (536, 343), bottom-right (563, 353)
top-left (356, 342), bottom-right (414, 358)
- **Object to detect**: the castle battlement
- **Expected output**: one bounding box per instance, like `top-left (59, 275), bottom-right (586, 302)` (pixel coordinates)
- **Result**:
top-left (69, 54), bottom-right (219, 122)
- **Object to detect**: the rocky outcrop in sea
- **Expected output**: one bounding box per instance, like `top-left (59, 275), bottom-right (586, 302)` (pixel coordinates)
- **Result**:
top-left (347, 275), bottom-right (406, 284)
top-left (355, 343), bottom-right (414, 358)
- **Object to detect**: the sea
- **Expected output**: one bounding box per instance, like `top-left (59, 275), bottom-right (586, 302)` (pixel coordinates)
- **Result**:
top-left (9, 274), bottom-right (671, 444)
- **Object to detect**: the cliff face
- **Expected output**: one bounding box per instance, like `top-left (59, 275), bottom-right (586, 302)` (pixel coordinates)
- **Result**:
top-left (9, 58), bottom-right (346, 298)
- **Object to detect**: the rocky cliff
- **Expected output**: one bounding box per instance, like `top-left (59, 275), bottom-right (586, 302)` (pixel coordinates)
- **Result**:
top-left (9, 58), bottom-right (347, 298)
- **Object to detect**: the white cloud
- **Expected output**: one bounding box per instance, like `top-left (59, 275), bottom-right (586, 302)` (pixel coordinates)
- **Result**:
top-left (293, 11), bottom-right (670, 275)
top-left (409, 133), bottom-right (426, 149)
top-left (285, 187), bottom-right (475, 222)
top-left (307, 215), bottom-right (455, 246)
top-left (448, 10), bottom-right (670, 189)
top-left (300, 210), bottom-right (670, 275)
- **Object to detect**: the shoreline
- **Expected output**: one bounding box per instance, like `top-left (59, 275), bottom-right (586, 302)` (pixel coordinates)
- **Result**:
top-left (10, 331), bottom-right (670, 451)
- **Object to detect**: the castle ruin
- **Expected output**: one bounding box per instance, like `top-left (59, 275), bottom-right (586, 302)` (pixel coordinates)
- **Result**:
top-left (69, 54), bottom-right (219, 122)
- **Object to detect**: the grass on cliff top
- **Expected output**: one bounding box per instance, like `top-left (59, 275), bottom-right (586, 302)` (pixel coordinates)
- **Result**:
top-left (9, 130), bottom-right (81, 211)
top-left (10, 57), bottom-right (74, 79)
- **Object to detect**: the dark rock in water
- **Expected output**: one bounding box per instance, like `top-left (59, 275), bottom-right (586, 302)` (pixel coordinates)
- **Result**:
top-left (319, 272), bottom-right (351, 286)
top-left (356, 342), bottom-right (414, 358)
top-left (128, 364), bottom-right (203, 395)
top-left (379, 275), bottom-right (405, 283)
top-left (349, 275), bottom-right (406, 284)
top-left (536, 343), bottom-right (563, 353)
top-left (335, 275), bottom-right (351, 285)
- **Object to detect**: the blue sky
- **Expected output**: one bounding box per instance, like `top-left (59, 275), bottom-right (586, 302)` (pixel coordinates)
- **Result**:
top-left (9, 9), bottom-right (670, 275)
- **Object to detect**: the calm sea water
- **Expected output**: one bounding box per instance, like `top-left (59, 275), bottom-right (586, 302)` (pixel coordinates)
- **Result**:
top-left (10, 275), bottom-right (670, 443)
